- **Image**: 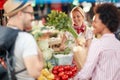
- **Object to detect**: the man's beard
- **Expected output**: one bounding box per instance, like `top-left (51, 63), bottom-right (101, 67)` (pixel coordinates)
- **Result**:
top-left (23, 23), bottom-right (32, 32)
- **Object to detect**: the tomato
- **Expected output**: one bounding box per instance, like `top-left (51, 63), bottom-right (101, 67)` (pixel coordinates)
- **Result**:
top-left (65, 71), bottom-right (73, 78)
top-left (71, 71), bottom-right (76, 77)
top-left (58, 67), bottom-right (64, 72)
top-left (71, 66), bottom-right (77, 73)
top-left (58, 65), bottom-right (64, 68)
top-left (53, 66), bottom-right (59, 71)
top-left (64, 65), bottom-right (71, 71)
top-left (62, 74), bottom-right (68, 80)
top-left (54, 75), bottom-right (61, 80)
top-left (74, 64), bottom-right (77, 67)
top-left (58, 71), bottom-right (64, 77)
top-left (52, 70), bottom-right (58, 74)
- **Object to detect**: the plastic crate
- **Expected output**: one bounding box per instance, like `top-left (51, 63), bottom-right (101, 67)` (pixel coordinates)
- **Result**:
top-left (54, 53), bottom-right (73, 65)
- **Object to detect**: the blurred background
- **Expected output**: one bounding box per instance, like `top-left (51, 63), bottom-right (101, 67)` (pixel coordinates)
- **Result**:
top-left (0, 0), bottom-right (120, 26)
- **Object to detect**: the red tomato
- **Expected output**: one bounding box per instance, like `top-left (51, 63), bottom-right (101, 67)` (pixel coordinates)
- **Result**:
top-left (74, 64), bottom-right (77, 67)
top-left (65, 71), bottom-right (73, 78)
top-left (58, 67), bottom-right (64, 72)
top-left (53, 66), bottom-right (59, 71)
top-left (52, 70), bottom-right (58, 74)
top-left (62, 74), bottom-right (68, 80)
top-left (58, 71), bottom-right (64, 77)
top-left (71, 66), bottom-right (77, 73)
top-left (64, 65), bottom-right (71, 71)
top-left (71, 72), bottom-right (76, 78)
top-left (54, 75), bottom-right (61, 80)
top-left (59, 65), bottom-right (63, 67)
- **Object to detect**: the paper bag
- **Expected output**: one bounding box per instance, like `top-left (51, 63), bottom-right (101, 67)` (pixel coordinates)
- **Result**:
top-left (73, 46), bottom-right (88, 70)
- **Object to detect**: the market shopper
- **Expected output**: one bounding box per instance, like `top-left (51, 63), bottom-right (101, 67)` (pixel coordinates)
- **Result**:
top-left (3, 0), bottom-right (43, 80)
top-left (74, 3), bottom-right (120, 80)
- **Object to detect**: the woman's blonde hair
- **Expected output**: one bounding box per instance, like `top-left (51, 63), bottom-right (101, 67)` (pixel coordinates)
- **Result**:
top-left (70, 6), bottom-right (85, 19)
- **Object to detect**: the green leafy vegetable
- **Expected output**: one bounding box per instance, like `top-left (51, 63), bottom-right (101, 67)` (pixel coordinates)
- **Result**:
top-left (46, 10), bottom-right (78, 38)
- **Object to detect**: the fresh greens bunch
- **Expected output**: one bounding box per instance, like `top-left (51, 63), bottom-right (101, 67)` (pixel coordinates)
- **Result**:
top-left (46, 10), bottom-right (78, 38)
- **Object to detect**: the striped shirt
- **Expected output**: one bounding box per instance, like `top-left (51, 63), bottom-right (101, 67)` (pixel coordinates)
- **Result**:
top-left (74, 34), bottom-right (120, 80)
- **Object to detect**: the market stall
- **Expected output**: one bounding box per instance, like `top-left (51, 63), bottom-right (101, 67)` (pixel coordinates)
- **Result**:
top-left (31, 10), bottom-right (82, 80)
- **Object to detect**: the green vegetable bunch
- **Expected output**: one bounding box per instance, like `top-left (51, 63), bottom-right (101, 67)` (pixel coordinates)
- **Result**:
top-left (46, 10), bottom-right (78, 38)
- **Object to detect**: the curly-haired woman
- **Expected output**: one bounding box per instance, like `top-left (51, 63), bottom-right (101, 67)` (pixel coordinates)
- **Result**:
top-left (74, 3), bottom-right (120, 80)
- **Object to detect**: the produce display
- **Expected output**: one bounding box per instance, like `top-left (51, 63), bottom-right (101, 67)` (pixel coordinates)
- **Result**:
top-left (31, 11), bottom-right (79, 80)
top-left (52, 65), bottom-right (78, 80)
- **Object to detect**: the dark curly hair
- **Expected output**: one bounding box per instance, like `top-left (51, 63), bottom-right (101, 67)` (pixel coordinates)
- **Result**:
top-left (94, 3), bottom-right (120, 32)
